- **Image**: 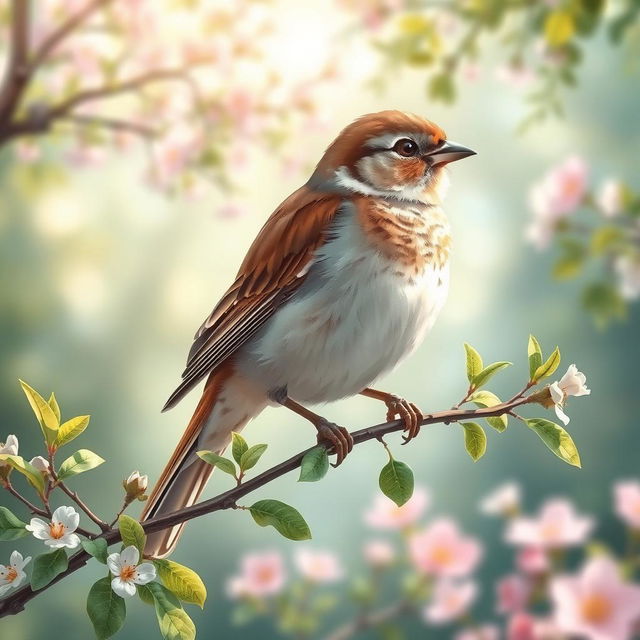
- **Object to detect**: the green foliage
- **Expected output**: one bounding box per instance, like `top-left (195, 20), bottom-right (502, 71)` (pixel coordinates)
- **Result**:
top-left (19, 379), bottom-right (59, 447)
top-left (379, 459), bottom-right (414, 507)
top-left (81, 538), bottom-right (109, 564)
top-left (462, 422), bottom-right (487, 462)
top-left (0, 506), bottom-right (28, 541)
top-left (118, 515), bottom-right (146, 555)
top-left (231, 432), bottom-right (248, 465)
top-left (582, 282), bottom-right (627, 328)
top-left (86, 576), bottom-right (127, 640)
top-left (472, 361), bottom-right (512, 389)
top-left (533, 347), bottom-right (561, 382)
top-left (146, 581), bottom-right (196, 640)
top-left (249, 499), bottom-right (312, 541)
top-left (55, 415), bottom-right (91, 448)
top-left (154, 559), bottom-right (207, 608)
top-left (138, 583), bottom-right (156, 606)
top-left (526, 418), bottom-right (581, 468)
top-left (0, 454), bottom-right (46, 495)
top-left (467, 389), bottom-right (508, 432)
top-left (196, 450), bottom-right (237, 477)
top-left (298, 446), bottom-right (330, 482)
top-left (528, 335), bottom-right (543, 380)
top-left (464, 343), bottom-right (483, 384)
top-left (48, 392), bottom-right (61, 423)
top-left (31, 548), bottom-right (68, 590)
top-left (57, 449), bottom-right (105, 480)
top-left (239, 443), bottom-right (268, 472)
top-left (545, 10), bottom-right (576, 46)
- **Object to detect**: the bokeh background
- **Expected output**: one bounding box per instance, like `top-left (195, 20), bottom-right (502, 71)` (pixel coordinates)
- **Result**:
top-left (1, 0), bottom-right (639, 638)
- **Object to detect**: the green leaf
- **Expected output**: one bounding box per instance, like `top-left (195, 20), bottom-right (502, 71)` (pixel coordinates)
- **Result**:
top-left (428, 72), bottom-right (455, 103)
top-left (146, 581), bottom-right (196, 640)
top-left (30, 548), bottom-right (68, 590)
top-left (472, 361), bottom-right (512, 388)
top-left (82, 538), bottom-right (108, 564)
top-left (87, 576), bottom-right (126, 640)
top-left (582, 282), bottom-right (627, 328)
top-left (533, 347), bottom-right (561, 381)
top-left (57, 449), bottom-right (105, 480)
top-left (464, 343), bottom-right (483, 384)
top-left (55, 415), bottom-right (90, 448)
top-left (0, 454), bottom-right (46, 495)
top-left (196, 450), bottom-right (237, 477)
top-left (48, 392), bottom-right (61, 423)
top-left (154, 559), bottom-right (207, 608)
top-left (249, 499), bottom-right (312, 541)
top-left (526, 418), bottom-right (581, 468)
top-left (462, 422), bottom-right (487, 461)
top-left (239, 444), bottom-right (268, 472)
top-left (298, 446), bottom-right (330, 482)
top-left (118, 515), bottom-right (146, 555)
top-left (0, 506), bottom-right (28, 541)
top-left (138, 583), bottom-right (155, 606)
top-left (231, 432), bottom-right (248, 465)
top-left (19, 379), bottom-right (59, 446)
top-left (379, 459), bottom-right (414, 507)
top-left (545, 9), bottom-right (576, 46)
top-left (528, 335), bottom-right (543, 380)
top-left (467, 390), bottom-right (507, 432)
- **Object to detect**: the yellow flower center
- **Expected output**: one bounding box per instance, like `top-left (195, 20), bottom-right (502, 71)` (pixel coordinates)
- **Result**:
top-left (49, 522), bottom-right (65, 539)
top-left (581, 594), bottom-right (612, 624)
top-left (256, 566), bottom-right (275, 584)
top-left (431, 545), bottom-right (453, 567)
top-left (541, 522), bottom-right (560, 540)
top-left (5, 567), bottom-right (18, 583)
top-left (119, 565), bottom-right (136, 582)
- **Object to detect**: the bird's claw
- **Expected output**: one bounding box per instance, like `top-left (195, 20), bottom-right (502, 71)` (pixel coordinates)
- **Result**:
top-left (383, 395), bottom-right (424, 444)
top-left (315, 419), bottom-right (354, 467)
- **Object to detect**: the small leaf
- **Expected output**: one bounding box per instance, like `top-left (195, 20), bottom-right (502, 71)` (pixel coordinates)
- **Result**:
top-left (31, 548), bottom-right (68, 590)
top-left (528, 335), bottom-right (543, 380)
top-left (138, 583), bottom-right (155, 606)
top-left (87, 576), bottom-right (126, 639)
top-left (545, 9), bottom-right (576, 46)
top-left (118, 514), bottom-right (146, 555)
top-left (19, 379), bottom-right (59, 446)
top-left (48, 392), bottom-right (61, 423)
top-left (467, 390), bottom-right (507, 432)
top-left (239, 444), bottom-right (268, 472)
top-left (57, 449), bottom-right (105, 480)
top-left (196, 450), bottom-right (236, 477)
top-left (379, 459), bottom-right (414, 507)
top-left (249, 499), bottom-right (312, 541)
top-left (0, 454), bottom-right (46, 495)
top-left (533, 347), bottom-right (561, 381)
top-left (464, 343), bottom-right (483, 384)
top-left (155, 558), bottom-right (207, 608)
top-left (462, 422), bottom-right (487, 461)
top-left (0, 506), bottom-right (28, 541)
top-left (146, 581), bottom-right (196, 640)
top-left (231, 432), bottom-right (248, 465)
top-left (82, 538), bottom-right (108, 564)
top-left (55, 415), bottom-right (90, 448)
top-left (526, 418), bottom-right (581, 468)
top-left (472, 361), bottom-right (512, 388)
top-left (299, 446), bottom-right (330, 482)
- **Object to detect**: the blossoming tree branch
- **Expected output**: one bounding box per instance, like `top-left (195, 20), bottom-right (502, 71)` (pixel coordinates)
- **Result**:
top-left (0, 336), bottom-right (590, 639)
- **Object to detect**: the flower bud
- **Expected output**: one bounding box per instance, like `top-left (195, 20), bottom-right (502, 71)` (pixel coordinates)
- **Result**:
top-left (123, 471), bottom-right (148, 502)
top-left (527, 386), bottom-right (555, 409)
top-left (0, 435), bottom-right (19, 482)
top-left (30, 456), bottom-right (51, 475)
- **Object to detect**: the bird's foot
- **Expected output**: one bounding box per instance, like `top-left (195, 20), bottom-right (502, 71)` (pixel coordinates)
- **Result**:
top-left (383, 394), bottom-right (424, 444)
top-left (315, 419), bottom-right (354, 467)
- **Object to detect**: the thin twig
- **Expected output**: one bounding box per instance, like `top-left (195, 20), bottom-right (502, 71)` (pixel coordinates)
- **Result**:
top-left (4, 482), bottom-right (48, 518)
top-left (0, 394), bottom-right (533, 618)
top-left (60, 114), bottom-right (158, 139)
top-left (323, 600), bottom-right (412, 640)
top-left (53, 478), bottom-right (109, 532)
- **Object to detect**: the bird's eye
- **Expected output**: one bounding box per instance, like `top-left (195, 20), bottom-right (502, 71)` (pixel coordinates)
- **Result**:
top-left (393, 138), bottom-right (418, 157)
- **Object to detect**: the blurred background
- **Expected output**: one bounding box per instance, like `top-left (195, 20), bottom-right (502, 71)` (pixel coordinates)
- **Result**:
top-left (1, 0), bottom-right (639, 638)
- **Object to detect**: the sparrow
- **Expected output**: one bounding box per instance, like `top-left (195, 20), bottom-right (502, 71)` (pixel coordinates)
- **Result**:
top-left (142, 110), bottom-right (475, 557)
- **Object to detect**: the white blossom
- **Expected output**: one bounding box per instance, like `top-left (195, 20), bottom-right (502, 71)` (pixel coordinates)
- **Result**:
top-left (30, 456), bottom-right (50, 474)
top-left (549, 365), bottom-right (591, 425)
top-left (480, 482), bottom-right (521, 516)
top-left (596, 179), bottom-right (623, 218)
top-left (26, 505), bottom-right (81, 549)
top-left (615, 255), bottom-right (640, 300)
top-left (0, 551), bottom-right (31, 595)
top-left (107, 546), bottom-right (156, 598)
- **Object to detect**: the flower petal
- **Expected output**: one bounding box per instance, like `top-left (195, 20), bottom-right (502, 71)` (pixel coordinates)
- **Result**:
top-left (549, 382), bottom-right (564, 404)
top-left (120, 545), bottom-right (140, 567)
top-left (554, 404), bottom-right (570, 426)
top-left (62, 533), bottom-right (81, 549)
top-left (25, 518), bottom-right (50, 540)
top-left (111, 577), bottom-right (136, 598)
top-left (133, 563), bottom-right (156, 585)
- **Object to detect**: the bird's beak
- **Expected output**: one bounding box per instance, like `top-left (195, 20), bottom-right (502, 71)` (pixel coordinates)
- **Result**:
top-left (425, 140), bottom-right (476, 166)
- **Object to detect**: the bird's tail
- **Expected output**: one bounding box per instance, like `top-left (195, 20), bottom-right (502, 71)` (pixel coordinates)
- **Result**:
top-left (142, 364), bottom-right (266, 558)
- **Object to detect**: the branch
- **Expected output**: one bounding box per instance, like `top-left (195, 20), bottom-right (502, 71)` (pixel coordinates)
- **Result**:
top-left (0, 395), bottom-right (532, 619)
top-left (60, 114), bottom-right (158, 139)
top-left (323, 601), bottom-right (412, 640)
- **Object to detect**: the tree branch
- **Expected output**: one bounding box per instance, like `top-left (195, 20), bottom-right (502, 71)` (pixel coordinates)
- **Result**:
top-left (323, 601), bottom-right (412, 640)
top-left (0, 395), bottom-right (532, 619)
top-left (60, 114), bottom-right (158, 139)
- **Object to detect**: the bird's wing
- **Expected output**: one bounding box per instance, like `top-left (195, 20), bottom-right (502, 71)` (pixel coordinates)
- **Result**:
top-left (163, 186), bottom-right (344, 411)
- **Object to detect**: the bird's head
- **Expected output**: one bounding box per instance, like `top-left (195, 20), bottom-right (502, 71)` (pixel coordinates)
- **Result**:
top-left (313, 110), bottom-right (475, 203)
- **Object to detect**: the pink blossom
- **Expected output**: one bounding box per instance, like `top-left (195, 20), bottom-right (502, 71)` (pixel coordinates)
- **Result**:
top-left (455, 624), bottom-right (500, 640)
top-left (495, 63), bottom-right (535, 89)
top-left (516, 547), bottom-right (549, 575)
top-left (480, 482), bottom-right (521, 516)
top-left (294, 549), bottom-right (342, 583)
top-left (424, 579), bottom-right (477, 624)
top-left (550, 556), bottom-right (640, 640)
top-left (505, 499), bottom-right (594, 549)
top-left (216, 203), bottom-right (247, 219)
top-left (65, 143), bottom-right (106, 167)
top-left (496, 574), bottom-right (530, 614)
top-left (409, 518), bottom-right (483, 578)
top-left (596, 179), bottom-right (624, 218)
top-left (365, 488), bottom-right (429, 530)
top-left (14, 140), bottom-right (41, 163)
top-left (227, 552), bottom-right (286, 598)
top-left (507, 612), bottom-right (536, 640)
top-left (363, 540), bottom-right (395, 567)
top-left (614, 481), bottom-right (640, 529)
top-left (461, 62), bottom-right (481, 82)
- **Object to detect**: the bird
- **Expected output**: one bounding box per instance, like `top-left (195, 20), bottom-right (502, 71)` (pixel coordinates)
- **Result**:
top-left (142, 110), bottom-right (476, 558)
